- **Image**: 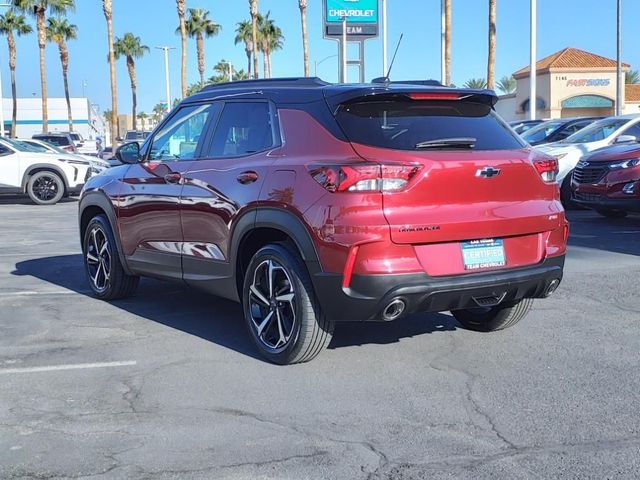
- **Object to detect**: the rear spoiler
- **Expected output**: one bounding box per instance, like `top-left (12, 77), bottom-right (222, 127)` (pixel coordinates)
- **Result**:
top-left (323, 85), bottom-right (498, 113)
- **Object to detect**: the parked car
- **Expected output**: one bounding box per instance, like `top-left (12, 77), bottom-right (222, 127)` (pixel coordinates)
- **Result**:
top-left (0, 136), bottom-right (90, 204)
top-left (123, 130), bottom-right (151, 142)
top-left (571, 143), bottom-right (640, 217)
top-left (536, 114), bottom-right (640, 205)
top-left (32, 132), bottom-right (77, 154)
top-left (19, 138), bottom-right (110, 176)
top-left (60, 131), bottom-right (99, 155)
top-left (509, 119), bottom-right (544, 134)
top-left (78, 78), bottom-right (567, 364)
top-left (521, 117), bottom-right (601, 146)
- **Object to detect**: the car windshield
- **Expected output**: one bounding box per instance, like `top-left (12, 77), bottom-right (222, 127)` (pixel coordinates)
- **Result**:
top-left (335, 99), bottom-right (524, 151)
top-left (1, 137), bottom-right (42, 153)
top-left (560, 118), bottom-right (629, 144)
top-left (521, 121), bottom-right (565, 143)
top-left (29, 141), bottom-right (67, 154)
top-left (69, 133), bottom-right (81, 141)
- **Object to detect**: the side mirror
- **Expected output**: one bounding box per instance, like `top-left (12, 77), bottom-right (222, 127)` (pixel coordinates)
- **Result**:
top-left (115, 141), bottom-right (141, 164)
top-left (615, 135), bottom-right (638, 144)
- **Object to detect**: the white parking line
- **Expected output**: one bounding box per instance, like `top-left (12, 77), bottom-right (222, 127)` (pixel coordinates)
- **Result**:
top-left (0, 361), bottom-right (137, 375)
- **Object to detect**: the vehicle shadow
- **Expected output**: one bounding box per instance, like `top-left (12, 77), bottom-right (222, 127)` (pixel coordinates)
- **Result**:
top-left (11, 254), bottom-right (458, 360)
top-left (566, 210), bottom-right (640, 257)
top-left (0, 194), bottom-right (78, 206)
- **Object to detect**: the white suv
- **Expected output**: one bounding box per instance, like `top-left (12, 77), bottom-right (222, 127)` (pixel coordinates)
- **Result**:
top-left (536, 114), bottom-right (640, 204)
top-left (0, 137), bottom-right (91, 205)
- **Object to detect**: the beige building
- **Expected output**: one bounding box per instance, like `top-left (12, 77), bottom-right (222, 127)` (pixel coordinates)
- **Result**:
top-left (496, 47), bottom-right (640, 121)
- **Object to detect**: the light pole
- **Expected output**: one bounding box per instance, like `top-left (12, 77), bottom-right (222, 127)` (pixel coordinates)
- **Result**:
top-left (616, 0), bottom-right (622, 116)
top-left (342, 16), bottom-right (347, 83)
top-left (529, 0), bottom-right (537, 120)
top-left (314, 54), bottom-right (338, 77)
top-left (156, 46), bottom-right (175, 112)
top-left (440, 0), bottom-right (445, 85)
top-left (382, 0), bottom-right (388, 76)
top-left (221, 61), bottom-right (233, 82)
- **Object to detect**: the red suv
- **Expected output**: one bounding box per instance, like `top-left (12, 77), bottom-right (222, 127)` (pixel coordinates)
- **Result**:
top-left (571, 143), bottom-right (640, 217)
top-left (78, 78), bottom-right (567, 364)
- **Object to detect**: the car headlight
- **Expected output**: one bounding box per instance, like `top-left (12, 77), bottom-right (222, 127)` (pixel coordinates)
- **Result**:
top-left (59, 158), bottom-right (89, 166)
top-left (609, 158), bottom-right (640, 170)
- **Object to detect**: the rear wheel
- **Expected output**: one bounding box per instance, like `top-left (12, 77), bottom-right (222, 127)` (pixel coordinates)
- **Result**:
top-left (452, 298), bottom-right (534, 332)
top-left (83, 214), bottom-right (139, 300)
top-left (27, 171), bottom-right (65, 205)
top-left (243, 243), bottom-right (334, 365)
top-left (560, 174), bottom-right (576, 210)
top-left (596, 208), bottom-right (627, 218)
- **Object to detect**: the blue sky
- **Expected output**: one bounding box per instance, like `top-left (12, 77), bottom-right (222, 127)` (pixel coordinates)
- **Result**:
top-left (1, 0), bottom-right (638, 116)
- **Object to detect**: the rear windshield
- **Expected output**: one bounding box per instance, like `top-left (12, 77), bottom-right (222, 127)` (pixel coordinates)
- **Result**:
top-left (34, 135), bottom-right (71, 146)
top-left (521, 120), bottom-right (565, 143)
top-left (335, 100), bottom-right (524, 151)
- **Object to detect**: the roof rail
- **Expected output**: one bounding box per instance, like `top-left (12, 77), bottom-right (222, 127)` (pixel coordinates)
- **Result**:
top-left (200, 77), bottom-right (330, 91)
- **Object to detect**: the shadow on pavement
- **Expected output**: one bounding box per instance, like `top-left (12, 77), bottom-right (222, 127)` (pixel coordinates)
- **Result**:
top-left (566, 210), bottom-right (640, 257)
top-left (0, 194), bottom-right (78, 206)
top-left (12, 254), bottom-right (457, 360)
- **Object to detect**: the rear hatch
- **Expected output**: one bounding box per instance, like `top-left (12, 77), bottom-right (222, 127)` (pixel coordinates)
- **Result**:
top-left (330, 88), bottom-right (563, 273)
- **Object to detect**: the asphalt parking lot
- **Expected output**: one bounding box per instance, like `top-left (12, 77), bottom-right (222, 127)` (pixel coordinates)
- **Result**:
top-left (0, 195), bottom-right (639, 479)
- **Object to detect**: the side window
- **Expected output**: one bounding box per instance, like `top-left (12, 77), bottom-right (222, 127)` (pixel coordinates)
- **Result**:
top-left (208, 102), bottom-right (274, 158)
top-left (0, 144), bottom-right (11, 156)
top-left (621, 123), bottom-right (640, 140)
top-left (149, 103), bottom-right (216, 161)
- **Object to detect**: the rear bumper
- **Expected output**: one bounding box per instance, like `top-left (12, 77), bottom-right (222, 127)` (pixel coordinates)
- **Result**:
top-left (312, 256), bottom-right (564, 321)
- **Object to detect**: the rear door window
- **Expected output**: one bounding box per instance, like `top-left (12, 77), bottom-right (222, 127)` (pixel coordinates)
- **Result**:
top-left (335, 99), bottom-right (524, 151)
top-left (36, 136), bottom-right (70, 147)
top-left (207, 102), bottom-right (275, 158)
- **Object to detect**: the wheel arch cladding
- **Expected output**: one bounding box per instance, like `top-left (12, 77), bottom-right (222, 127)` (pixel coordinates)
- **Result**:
top-left (22, 165), bottom-right (69, 191)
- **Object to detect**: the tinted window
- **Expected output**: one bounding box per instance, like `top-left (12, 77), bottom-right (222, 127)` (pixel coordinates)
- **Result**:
top-left (208, 102), bottom-right (274, 157)
top-left (0, 144), bottom-right (11, 156)
top-left (621, 123), bottom-right (640, 140)
top-left (149, 103), bottom-right (215, 161)
top-left (521, 121), bottom-right (565, 143)
top-left (335, 100), bottom-right (524, 151)
top-left (34, 135), bottom-right (71, 147)
top-left (563, 119), bottom-right (628, 143)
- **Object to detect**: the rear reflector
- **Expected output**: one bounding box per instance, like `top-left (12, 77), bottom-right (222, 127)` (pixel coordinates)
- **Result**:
top-left (309, 163), bottom-right (421, 193)
top-left (342, 245), bottom-right (360, 288)
top-left (533, 158), bottom-right (558, 183)
top-left (407, 92), bottom-right (461, 101)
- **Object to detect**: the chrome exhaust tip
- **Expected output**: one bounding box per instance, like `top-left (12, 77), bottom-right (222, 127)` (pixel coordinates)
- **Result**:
top-left (382, 298), bottom-right (406, 321)
top-left (545, 279), bottom-right (560, 296)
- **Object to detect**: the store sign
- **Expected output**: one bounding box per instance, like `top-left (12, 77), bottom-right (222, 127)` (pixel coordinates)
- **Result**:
top-left (323, 0), bottom-right (379, 38)
top-left (566, 79), bottom-right (610, 87)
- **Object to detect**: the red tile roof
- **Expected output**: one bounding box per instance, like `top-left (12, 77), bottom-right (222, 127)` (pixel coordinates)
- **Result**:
top-left (514, 48), bottom-right (630, 78)
top-left (626, 84), bottom-right (640, 102)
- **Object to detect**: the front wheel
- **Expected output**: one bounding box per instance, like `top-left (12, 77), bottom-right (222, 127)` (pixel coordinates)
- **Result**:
top-left (243, 243), bottom-right (334, 365)
top-left (452, 298), bottom-right (534, 332)
top-left (560, 174), bottom-right (576, 210)
top-left (27, 171), bottom-right (65, 205)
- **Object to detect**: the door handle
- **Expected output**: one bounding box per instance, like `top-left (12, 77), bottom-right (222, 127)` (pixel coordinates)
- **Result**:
top-left (164, 172), bottom-right (182, 184)
top-left (237, 171), bottom-right (259, 184)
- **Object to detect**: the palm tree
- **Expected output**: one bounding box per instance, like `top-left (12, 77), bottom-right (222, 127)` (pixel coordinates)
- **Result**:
top-left (152, 103), bottom-right (165, 123)
top-left (113, 33), bottom-right (149, 132)
top-left (102, 0), bottom-right (118, 144)
top-left (176, 0), bottom-right (187, 98)
top-left (444, 0), bottom-right (451, 86)
top-left (496, 75), bottom-right (516, 94)
top-left (298, 0), bottom-right (309, 76)
top-left (137, 111), bottom-right (148, 131)
top-left (626, 70), bottom-right (640, 84)
top-left (257, 12), bottom-right (283, 79)
top-left (14, 0), bottom-right (75, 132)
top-left (0, 11), bottom-right (32, 137)
top-left (249, 0), bottom-right (259, 79)
top-left (235, 20), bottom-right (253, 78)
top-left (487, 0), bottom-right (496, 89)
top-left (464, 78), bottom-right (488, 89)
top-left (46, 17), bottom-right (76, 132)
top-left (181, 8), bottom-right (221, 88)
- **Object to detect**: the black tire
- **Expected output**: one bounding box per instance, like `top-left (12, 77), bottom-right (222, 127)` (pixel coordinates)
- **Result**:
top-left (452, 298), bottom-right (534, 332)
top-left (596, 208), bottom-right (627, 219)
top-left (560, 174), bottom-right (576, 210)
top-left (27, 170), bottom-right (65, 205)
top-left (243, 242), bottom-right (334, 365)
top-left (83, 214), bottom-right (139, 300)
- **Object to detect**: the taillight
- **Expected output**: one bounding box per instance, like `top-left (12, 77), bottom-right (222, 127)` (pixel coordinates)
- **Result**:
top-left (309, 163), bottom-right (421, 193)
top-left (407, 92), bottom-right (461, 101)
top-left (533, 158), bottom-right (558, 183)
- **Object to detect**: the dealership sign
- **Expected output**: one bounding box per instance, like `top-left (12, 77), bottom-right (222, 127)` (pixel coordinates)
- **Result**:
top-left (566, 79), bottom-right (610, 87)
top-left (323, 0), bottom-right (379, 38)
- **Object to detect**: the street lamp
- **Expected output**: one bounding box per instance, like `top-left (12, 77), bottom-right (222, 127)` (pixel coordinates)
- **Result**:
top-left (314, 54), bottom-right (338, 77)
top-left (156, 46), bottom-right (175, 112)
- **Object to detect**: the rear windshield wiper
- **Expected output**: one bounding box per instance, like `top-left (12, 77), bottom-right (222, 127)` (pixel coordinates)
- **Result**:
top-left (415, 137), bottom-right (477, 149)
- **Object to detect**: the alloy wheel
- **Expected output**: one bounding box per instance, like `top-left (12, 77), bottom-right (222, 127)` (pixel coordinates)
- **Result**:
top-left (32, 175), bottom-right (59, 201)
top-left (248, 259), bottom-right (296, 351)
top-left (86, 227), bottom-right (111, 293)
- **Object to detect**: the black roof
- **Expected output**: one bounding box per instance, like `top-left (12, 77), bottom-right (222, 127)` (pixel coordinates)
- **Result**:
top-left (186, 77), bottom-right (499, 108)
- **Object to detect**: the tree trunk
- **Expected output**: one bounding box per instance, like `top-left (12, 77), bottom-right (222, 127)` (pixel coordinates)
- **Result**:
top-left (197, 32), bottom-right (205, 88)
top-left (127, 56), bottom-right (137, 131)
top-left (245, 44), bottom-right (252, 77)
top-left (177, 0), bottom-right (187, 98)
top-left (7, 32), bottom-right (17, 137)
top-left (250, 0), bottom-right (259, 79)
top-left (36, 8), bottom-right (48, 130)
top-left (487, 0), bottom-right (496, 90)
top-left (445, 0), bottom-right (451, 86)
top-left (262, 41), bottom-right (268, 79)
top-left (59, 42), bottom-right (73, 132)
top-left (299, 1), bottom-right (309, 77)
top-left (103, 0), bottom-right (118, 144)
